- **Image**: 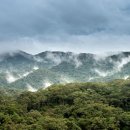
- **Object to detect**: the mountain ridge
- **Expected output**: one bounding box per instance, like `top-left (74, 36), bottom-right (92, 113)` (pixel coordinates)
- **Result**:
top-left (1, 50), bottom-right (130, 91)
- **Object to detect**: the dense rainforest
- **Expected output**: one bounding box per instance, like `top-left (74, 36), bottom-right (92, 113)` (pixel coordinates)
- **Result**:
top-left (0, 79), bottom-right (130, 130)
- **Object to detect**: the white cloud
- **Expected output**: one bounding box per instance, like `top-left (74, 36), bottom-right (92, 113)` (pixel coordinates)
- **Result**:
top-left (44, 51), bottom-right (82, 68)
top-left (94, 69), bottom-right (110, 77)
top-left (115, 56), bottom-right (130, 71)
top-left (26, 84), bottom-right (37, 92)
top-left (33, 66), bottom-right (39, 70)
top-left (45, 52), bottom-right (63, 65)
top-left (5, 66), bottom-right (39, 83)
top-left (88, 77), bottom-right (95, 81)
top-left (123, 75), bottom-right (129, 80)
top-left (42, 80), bottom-right (52, 89)
top-left (6, 71), bottom-right (19, 83)
top-left (22, 72), bottom-right (32, 77)
top-left (34, 56), bottom-right (44, 62)
top-left (60, 75), bottom-right (74, 83)
top-left (68, 53), bottom-right (82, 68)
top-left (94, 51), bottom-right (121, 61)
top-left (1, 0), bottom-right (130, 53)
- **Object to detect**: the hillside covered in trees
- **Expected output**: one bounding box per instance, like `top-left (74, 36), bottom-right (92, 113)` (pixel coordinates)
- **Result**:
top-left (1, 51), bottom-right (130, 91)
top-left (0, 79), bottom-right (130, 130)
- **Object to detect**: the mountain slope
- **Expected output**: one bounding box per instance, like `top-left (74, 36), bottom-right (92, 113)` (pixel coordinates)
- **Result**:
top-left (1, 50), bottom-right (130, 90)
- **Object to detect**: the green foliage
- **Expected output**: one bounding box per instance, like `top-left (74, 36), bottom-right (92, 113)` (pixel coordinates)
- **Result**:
top-left (0, 80), bottom-right (130, 129)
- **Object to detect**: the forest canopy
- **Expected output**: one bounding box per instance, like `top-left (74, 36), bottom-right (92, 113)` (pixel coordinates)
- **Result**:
top-left (0, 80), bottom-right (130, 130)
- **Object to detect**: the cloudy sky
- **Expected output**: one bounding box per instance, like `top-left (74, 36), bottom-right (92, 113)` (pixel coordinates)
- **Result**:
top-left (0, 0), bottom-right (130, 54)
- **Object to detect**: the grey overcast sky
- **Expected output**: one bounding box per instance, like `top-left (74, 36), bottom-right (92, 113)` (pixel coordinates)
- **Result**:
top-left (0, 0), bottom-right (130, 54)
